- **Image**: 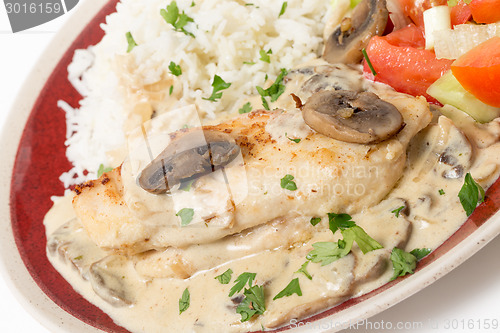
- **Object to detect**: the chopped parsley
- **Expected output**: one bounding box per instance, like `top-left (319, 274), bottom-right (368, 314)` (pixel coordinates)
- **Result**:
top-left (229, 272), bottom-right (256, 297)
top-left (97, 164), bottom-right (113, 177)
top-left (238, 102), bottom-right (252, 114)
top-left (256, 68), bottom-right (288, 110)
top-left (458, 173), bottom-right (485, 216)
top-left (125, 32), bottom-right (137, 53)
top-left (280, 174), bottom-right (297, 191)
top-left (236, 284), bottom-right (266, 322)
top-left (285, 132), bottom-right (300, 143)
top-left (176, 208), bottom-right (194, 226)
top-left (203, 75), bottom-right (231, 102)
top-left (243, 61), bottom-right (256, 65)
top-left (259, 49), bottom-right (272, 63)
top-left (390, 248), bottom-right (417, 280)
top-left (410, 248), bottom-right (431, 261)
top-left (307, 214), bottom-right (382, 266)
top-left (391, 206), bottom-right (405, 218)
top-left (73, 255), bottom-right (83, 260)
top-left (310, 217), bottom-right (321, 226)
top-left (295, 261), bottom-right (312, 280)
top-left (273, 278), bottom-right (302, 300)
top-left (169, 61), bottom-right (182, 76)
top-left (439, 189), bottom-right (445, 195)
top-left (362, 48), bottom-right (377, 76)
top-left (160, 1), bottom-right (195, 37)
top-left (179, 288), bottom-right (190, 314)
top-left (278, 1), bottom-right (288, 17)
top-left (215, 268), bottom-right (233, 284)
top-left (169, 85), bottom-right (174, 95)
top-left (190, 1), bottom-right (195, 6)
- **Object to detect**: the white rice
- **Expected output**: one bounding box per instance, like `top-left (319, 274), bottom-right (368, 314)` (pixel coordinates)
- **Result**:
top-left (60, 0), bottom-right (331, 187)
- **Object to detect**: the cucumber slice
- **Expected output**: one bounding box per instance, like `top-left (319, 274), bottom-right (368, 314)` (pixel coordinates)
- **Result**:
top-left (427, 71), bottom-right (500, 123)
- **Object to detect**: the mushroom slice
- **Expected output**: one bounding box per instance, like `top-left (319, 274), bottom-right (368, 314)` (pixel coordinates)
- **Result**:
top-left (138, 129), bottom-right (240, 194)
top-left (323, 0), bottom-right (388, 64)
top-left (302, 90), bottom-right (404, 144)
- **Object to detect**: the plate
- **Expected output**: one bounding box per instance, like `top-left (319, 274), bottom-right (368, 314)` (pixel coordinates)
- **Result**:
top-left (1, 1), bottom-right (500, 332)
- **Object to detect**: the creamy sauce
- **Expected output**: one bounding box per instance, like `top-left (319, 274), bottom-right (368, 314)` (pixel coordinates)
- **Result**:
top-left (44, 63), bottom-right (500, 332)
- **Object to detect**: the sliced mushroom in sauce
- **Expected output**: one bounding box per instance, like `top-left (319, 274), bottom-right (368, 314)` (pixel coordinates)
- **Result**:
top-left (301, 89), bottom-right (404, 144)
top-left (323, 0), bottom-right (388, 64)
top-left (138, 129), bottom-right (240, 194)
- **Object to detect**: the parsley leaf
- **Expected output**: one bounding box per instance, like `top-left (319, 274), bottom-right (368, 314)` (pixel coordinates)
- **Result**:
top-left (169, 61), bottom-right (182, 76)
top-left (229, 272), bottom-right (256, 297)
top-left (391, 206), bottom-right (405, 218)
top-left (97, 164), bottom-right (113, 177)
top-left (410, 248), bottom-right (431, 261)
top-left (160, 1), bottom-right (195, 37)
top-left (259, 49), bottom-right (272, 63)
top-left (342, 226), bottom-right (383, 254)
top-left (236, 285), bottom-right (266, 322)
top-left (306, 240), bottom-right (352, 266)
top-left (273, 278), bottom-right (302, 300)
top-left (215, 268), bottom-right (233, 284)
top-left (295, 261), bottom-right (312, 280)
top-left (176, 208), bottom-right (194, 226)
top-left (203, 75), bottom-right (231, 102)
top-left (125, 32), bottom-right (137, 53)
top-left (390, 248), bottom-right (417, 281)
top-left (459, 173), bottom-right (485, 216)
top-left (238, 102), bottom-right (252, 114)
top-left (328, 213), bottom-right (355, 234)
top-left (310, 217), bottom-right (321, 226)
top-left (439, 189), bottom-right (445, 195)
top-left (285, 132), bottom-right (300, 143)
top-left (280, 174), bottom-right (297, 191)
top-left (279, 1), bottom-right (288, 17)
top-left (256, 68), bottom-right (288, 109)
top-left (169, 85), bottom-right (174, 95)
top-left (179, 288), bottom-right (190, 314)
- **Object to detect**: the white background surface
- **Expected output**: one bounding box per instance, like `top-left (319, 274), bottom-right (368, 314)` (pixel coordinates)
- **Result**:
top-left (0, 1), bottom-right (500, 333)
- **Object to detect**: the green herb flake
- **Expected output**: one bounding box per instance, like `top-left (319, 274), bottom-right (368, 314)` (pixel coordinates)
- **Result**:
top-left (236, 284), bottom-right (266, 322)
top-left (439, 189), bottom-right (445, 195)
top-left (362, 48), bottom-right (377, 76)
top-left (310, 217), bottom-right (321, 226)
top-left (203, 75), bottom-right (231, 102)
top-left (256, 68), bottom-right (288, 109)
top-left (238, 102), bottom-right (252, 114)
top-left (243, 61), bottom-right (256, 65)
top-left (447, 0), bottom-right (471, 7)
top-left (279, 1), bottom-right (288, 17)
top-left (215, 268), bottom-right (233, 284)
top-left (391, 206), bottom-right (405, 218)
top-left (176, 208), bottom-right (194, 226)
top-left (459, 173), bottom-right (485, 216)
top-left (285, 132), bottom-right (301, 143)
top-left (73, 256), bottom-right (83, 260)
top-left (179, 288), bottom-right (190, 314)
top-left (390, 248), bottom-right (417, 281)
top-left (125, 32), bottom-right (138, 53)
top-left (280, 174), bottom-right (297, 191)
top-left (169, 85), bottom-right (174, 95)
top-left (160, 1), bottom-right (195, 37)
top-left (273, 278), bottom-right (302, 300)
top-left (327, 213), bottom-right (355, 234)
top-left (190, 1), bottom-right (195, 6)
top-left (342, 225), bottom-right (383, 254)
top-left (306, 241), bottom-right (352, 266)
top-left (295, 261), bottom-right (312, 280)
top-left (169, 61), bottom-right (182, 76)
top-left (229, 272), bottom-right (256, 297)
top-left (97, 164), bottom-right (113, 178)
top-left (410, 248), bottom-right (432, 261)
top-left (259, 49), bottom-right (272, 63)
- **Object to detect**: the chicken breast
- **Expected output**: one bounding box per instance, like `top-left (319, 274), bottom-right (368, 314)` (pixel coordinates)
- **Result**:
top-left (73, 84), bottom-right (432, 252)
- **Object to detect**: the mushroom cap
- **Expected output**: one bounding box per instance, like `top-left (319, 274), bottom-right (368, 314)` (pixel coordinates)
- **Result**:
top-left (138, 129), bottom-right (240, 194)
top-left (302, 90), bottom-right (404, 144)
top-left (323, 0), bottom-right (388, 64)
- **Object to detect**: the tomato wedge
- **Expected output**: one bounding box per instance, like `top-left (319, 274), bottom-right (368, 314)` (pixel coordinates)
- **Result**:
top-left (397, 0), bottom-right (447, 27)
top-left (468, 0), bottom-right (500, 24)
top-left (363, 24), bottom-right (453, 103)
top-left (451, 37), bottom-right (500, 107)
top-left (450, 1), bottom-right (472, 26)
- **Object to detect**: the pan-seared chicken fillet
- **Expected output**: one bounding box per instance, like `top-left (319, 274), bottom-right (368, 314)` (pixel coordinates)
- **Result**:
top-left (73, 86), bottom-right (432, 252)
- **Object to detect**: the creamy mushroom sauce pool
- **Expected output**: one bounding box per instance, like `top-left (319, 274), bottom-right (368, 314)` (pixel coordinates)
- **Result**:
top-left (45, 61), bottom-right (500, 333)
